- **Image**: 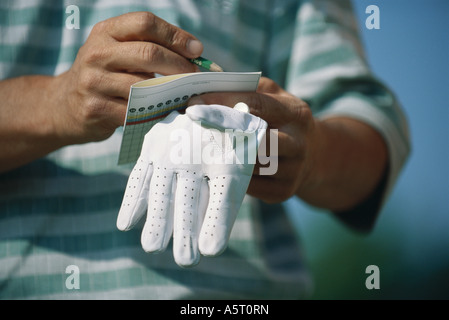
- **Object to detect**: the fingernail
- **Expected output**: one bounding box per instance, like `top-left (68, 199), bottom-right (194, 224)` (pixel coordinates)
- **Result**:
top-left (187, 39), bottom-right (203, 56)
top-left (188, 95), bottom-right (204, 106)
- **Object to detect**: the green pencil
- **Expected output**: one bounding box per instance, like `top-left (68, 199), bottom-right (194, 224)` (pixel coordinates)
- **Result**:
top-left (190, 56), bottom-right (223, 72)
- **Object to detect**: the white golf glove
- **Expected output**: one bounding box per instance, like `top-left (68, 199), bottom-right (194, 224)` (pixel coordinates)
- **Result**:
top-left (117, 103), bottom-right (267, 267)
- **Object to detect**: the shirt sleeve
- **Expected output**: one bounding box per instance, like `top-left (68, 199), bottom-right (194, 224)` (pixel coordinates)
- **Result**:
top-left (285, 0), bottom-right (411, 232)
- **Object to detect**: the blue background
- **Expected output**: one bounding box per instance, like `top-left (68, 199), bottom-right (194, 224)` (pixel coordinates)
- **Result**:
top-left (286, 0), bottom-right (449, 299)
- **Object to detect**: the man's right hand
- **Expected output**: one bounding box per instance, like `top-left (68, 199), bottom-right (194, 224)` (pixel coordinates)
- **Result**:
top-left (0, 12), bottom-right (203, 172)
top-left (54, 12), bottom-right (203, 145)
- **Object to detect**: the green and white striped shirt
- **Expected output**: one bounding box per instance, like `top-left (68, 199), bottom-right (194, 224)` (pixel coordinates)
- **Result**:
top-left (0, 0), bottom-right (409, 299)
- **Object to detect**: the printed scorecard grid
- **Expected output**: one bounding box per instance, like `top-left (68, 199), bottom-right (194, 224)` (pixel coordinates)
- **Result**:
top-left (118, 100), bottom-right (191, 164)
top-left (117, 72), bottom-right (261, 165)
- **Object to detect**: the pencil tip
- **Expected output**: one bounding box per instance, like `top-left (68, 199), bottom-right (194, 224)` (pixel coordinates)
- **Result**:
top-left (210, 63), bottom-right (223, 72)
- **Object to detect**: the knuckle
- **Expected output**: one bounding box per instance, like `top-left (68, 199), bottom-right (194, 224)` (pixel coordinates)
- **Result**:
top-left (247, 93), bottom-right (265, 115)
top-left (80, 46), bottom-right (109, 66)
top-left (83, 96), bottom-right (104, 119)
top-left (290, 101), bottom-right (312, 125)
top-left (257, 77), bottom-right (279, 93)
top-left (91, 20), bottom-right (108, 34)
top-left (168, 28), bottom-right (186, 48)
top-left (134, 12), bottom-right (157, 35)
top-left (138, 43), bottom-right (160, 62)
top-left (301, 103), bottom-right (313, 120)
top-left (78, 69), bottom-right (101, 92)
top-left (285, 130), bottom-right (306, 156)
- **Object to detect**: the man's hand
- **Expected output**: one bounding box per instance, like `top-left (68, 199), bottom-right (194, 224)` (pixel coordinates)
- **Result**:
top-left (0, 12), bottom-right (204, 172)
top-left (54, 12), bottom-right (203, 145)
top-left (188, 77), bottom-right (318, 203)
top-left (188, 77), bottom-right (388, 212)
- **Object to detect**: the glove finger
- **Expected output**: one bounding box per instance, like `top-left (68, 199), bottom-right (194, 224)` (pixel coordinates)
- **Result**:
top-left (117, 157), bottom-right (153, 231)
top-left (141, 166), bottom-right (175, 253)
top-left (199, 173), bottom-right (251, 256)
top-left (172, 171), bottom-right (208, 267)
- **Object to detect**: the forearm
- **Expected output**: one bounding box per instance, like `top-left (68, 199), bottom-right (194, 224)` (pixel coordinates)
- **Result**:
top-left (0, 75), bottom-right (66, 173)
top-left (297, 116), bottom-right (388, 212)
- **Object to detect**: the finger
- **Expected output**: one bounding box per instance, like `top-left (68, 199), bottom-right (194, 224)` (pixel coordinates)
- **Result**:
top-left (102, 41), bottom-right (199, 76)
top-left (249, 151), bottom-right (312, 203)
top-left (103, 12), bottom-right (203, 58)
top-left (141, 166), bottom-right (175, 253)
top-left (91, 70), bottom-right (153, 99)
top-left (254, 153), bottom-right (307, 183)
top-left (189, 92), bottom-right (308, 128)
top-left (256, 77), bottom-right (284, 94)
top-left (172, 171), bottom-right (207, 267)
top-left (257, 129), bottom-right (304, 158)
top-left (117, 157), bottom-right (153, 231)
top-left (198, 173), bottom-right (251, 256)
top-left (246, 175), bottom-right (295, 204)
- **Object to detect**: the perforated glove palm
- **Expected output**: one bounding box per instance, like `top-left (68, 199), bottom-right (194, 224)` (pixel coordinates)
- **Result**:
top-left (117, 103), bottom-right (267, 267)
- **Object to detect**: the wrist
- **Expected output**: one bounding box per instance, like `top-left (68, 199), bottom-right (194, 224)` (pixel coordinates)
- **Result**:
top-left (36, 74), bottom-right (74, 149)
top-left (0, 75), bottom-right (70, 172)
top-left (295, 116), bottom-right (388, 212)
